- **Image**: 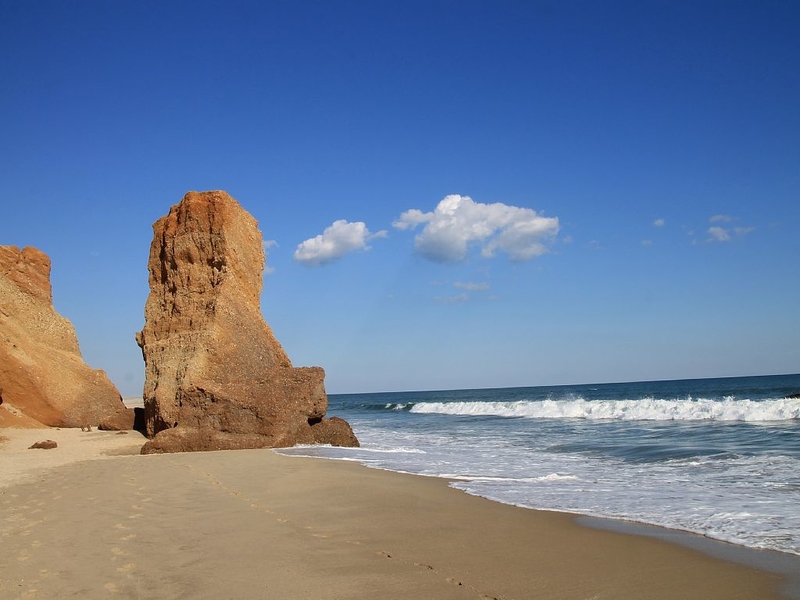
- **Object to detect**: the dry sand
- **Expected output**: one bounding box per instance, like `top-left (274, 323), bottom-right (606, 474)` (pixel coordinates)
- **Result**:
top-left (0, 428), bottom-right (788, 599)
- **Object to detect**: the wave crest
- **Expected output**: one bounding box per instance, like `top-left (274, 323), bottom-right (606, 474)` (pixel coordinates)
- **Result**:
top-left (408, 397), bottom-right (800, 422)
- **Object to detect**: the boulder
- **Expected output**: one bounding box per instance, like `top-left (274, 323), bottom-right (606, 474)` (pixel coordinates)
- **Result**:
top-left (136, 191), bottom-right (358, 454)
top-left (29, 439), bottom-right (58, 450)
top-left (0, 246), bottom-right (133, 429)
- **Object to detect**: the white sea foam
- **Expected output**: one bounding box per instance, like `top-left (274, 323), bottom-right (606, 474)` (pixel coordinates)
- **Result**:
top-left (447, 452), bottom-right (800, 556)
top-left (439, 474), bottom-right (578, 483)
top-left (409, 397), bottom-right (800, 421)
top-left (321, 377), bottom-right (800, 555)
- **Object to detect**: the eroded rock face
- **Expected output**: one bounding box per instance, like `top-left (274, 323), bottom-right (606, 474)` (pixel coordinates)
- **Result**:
top-left (136, 191), bottom-right (358, 454)
top-left (0, 246), bottom-right (132, 429)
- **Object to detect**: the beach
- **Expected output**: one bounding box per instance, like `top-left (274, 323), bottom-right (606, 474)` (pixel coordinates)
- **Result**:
top-left (0, 427), bottom-right (787, 600)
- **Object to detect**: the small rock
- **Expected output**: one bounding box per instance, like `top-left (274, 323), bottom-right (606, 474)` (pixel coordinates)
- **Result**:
top-left (29, 439), bottom-right (57, 449)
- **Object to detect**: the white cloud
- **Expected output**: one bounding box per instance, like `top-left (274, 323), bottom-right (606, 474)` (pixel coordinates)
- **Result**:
top-left (653, 218), bottom-right (665, 227)
top-left (709, 214), bottom-right (733, 223)
top-left (294, 220), bottom-right (386, 266)
top-left (435, 293), bottom-right (470, 304)
top-left (393, 195), bottom-right (559, 263)
top-left (263, 239), bottom-right (278, 275)
top-left (454, 281), bottom-right (490, 291)
top-left (708, 226), bottom-right (732, 242)
top-left (706, 215), bottom-right (754, 243)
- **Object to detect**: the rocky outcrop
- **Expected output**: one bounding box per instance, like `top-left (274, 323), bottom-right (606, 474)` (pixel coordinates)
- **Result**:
top-left (136, 191), bottom-right (358, 454)
top-left (0, 246), bottom-right (133, 429)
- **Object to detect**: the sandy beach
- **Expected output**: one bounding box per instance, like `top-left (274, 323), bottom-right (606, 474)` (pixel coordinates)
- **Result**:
top-left (0, 427), bottom-right (788, 600)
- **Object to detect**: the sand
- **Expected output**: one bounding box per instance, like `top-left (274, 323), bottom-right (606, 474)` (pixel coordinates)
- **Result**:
top-left (0, 428), bottom-right (789, 599)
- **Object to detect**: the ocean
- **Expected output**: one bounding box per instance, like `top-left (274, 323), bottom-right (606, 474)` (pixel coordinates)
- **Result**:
top-left (279, 374), bottom-right (800, 557)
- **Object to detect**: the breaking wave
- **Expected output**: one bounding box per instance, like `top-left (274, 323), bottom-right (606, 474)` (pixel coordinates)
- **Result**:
top-left (408, 397), bottom-right (800, 422)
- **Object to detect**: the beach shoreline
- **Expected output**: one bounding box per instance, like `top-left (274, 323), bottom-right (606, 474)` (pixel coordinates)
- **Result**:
top-left (0, 426), bottom-right (793, 599)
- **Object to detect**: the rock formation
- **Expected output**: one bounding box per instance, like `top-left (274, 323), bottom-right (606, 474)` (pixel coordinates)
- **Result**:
top-left (29, 439), bottom-right (58, 450)
top-left (0, 245), bottom-right (133, 429)
top-left (135, 191), bottom-right (358, 454)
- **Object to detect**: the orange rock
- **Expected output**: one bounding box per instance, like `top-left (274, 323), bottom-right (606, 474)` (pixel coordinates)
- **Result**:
top-left (136, 191), bottom-right (358, 454)
top-left (0, 246), bottom-right (132, 429)
top-left (29, 439), bottom-right (58, 449)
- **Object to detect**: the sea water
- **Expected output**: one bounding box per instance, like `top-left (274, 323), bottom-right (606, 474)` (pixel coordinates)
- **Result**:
top-left (278, 374), bottom-right (800, 556)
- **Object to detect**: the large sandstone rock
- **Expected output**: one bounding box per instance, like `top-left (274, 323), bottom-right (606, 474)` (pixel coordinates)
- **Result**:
top-left (136, 191), bottom-right (358, 454)
top-left (0, 246), bottom-right (133, 429)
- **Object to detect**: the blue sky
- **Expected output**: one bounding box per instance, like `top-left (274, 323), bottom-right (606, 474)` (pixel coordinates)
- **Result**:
top-left (1, 1), bottom-right (798, 396)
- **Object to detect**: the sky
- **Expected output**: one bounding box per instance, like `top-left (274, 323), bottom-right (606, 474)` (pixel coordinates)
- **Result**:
top-left (1, 1), bottom-right (798, 396)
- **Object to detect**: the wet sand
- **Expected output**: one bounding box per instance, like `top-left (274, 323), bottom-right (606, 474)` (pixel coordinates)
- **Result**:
top-left (0, 428), bottom-right (786, 599)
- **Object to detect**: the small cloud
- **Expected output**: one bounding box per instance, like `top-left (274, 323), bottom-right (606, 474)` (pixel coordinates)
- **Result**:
top-left (294, 220), bottom-right (386, 266)
top-left (393, 195), bottom-right (559, 263)
top-left (705, 215), bottom-right (754, 243)
top-left (562, 235), bottom-right (573, 244)
top-left (263, 239), bottom-right (278, 275)
top-left (435, 293), bottom-right (470, 304)
top-left (709, 214), bottom-right (733, 223)
top-left (641, 239), bottom-right (653, 247)
top-left (708, 226), bottom-right (731, 242)
top-left (653, 218), bottom-right (665, 227)
top-left (454, 281), bottom-right (490, 291)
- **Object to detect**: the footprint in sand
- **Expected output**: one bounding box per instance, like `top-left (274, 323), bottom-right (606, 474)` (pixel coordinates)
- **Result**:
top-left (116, 563), bottom-right (136, 573)
top-left (120, 533), bottom-right (137, 541)
top-left (110, 547), bottom-right (128, 556)
top-left (304, 526), bottom-right (330, 538)
top-left (104, 582), bottom-right (118, 593)
top-left (445, 578), bottom-right (463, 586)
top-left (114, 523), bottom-right (130, 530)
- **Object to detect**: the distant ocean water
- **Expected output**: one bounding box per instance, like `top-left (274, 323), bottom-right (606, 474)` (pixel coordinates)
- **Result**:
top-left (279, 374), bottom-right (800, 556)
